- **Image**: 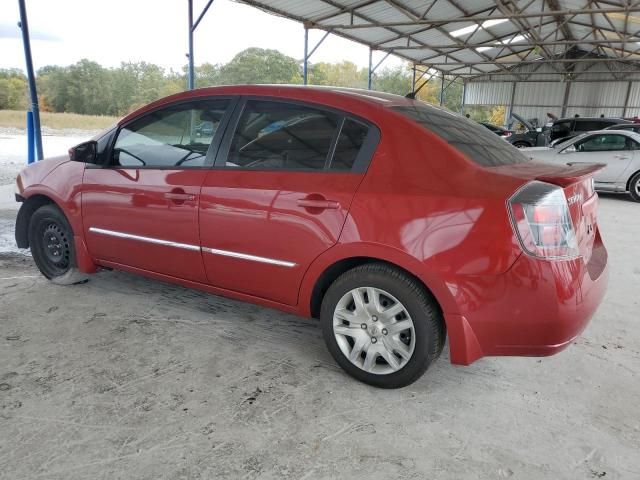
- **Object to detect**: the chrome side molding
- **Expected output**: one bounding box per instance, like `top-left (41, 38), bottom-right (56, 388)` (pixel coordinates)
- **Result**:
top-left (89, 227), bottom-right (200, 251)
top-left (88, 227), bottom-right (296, 268)
top-left (201, 247), bottom-right (296, 268)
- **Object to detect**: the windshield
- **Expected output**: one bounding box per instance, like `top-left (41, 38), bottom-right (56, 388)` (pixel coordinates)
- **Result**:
top-left (553, 134), bottom-right (586, 149)
top-left (392, 104), bottom-right (530, 167)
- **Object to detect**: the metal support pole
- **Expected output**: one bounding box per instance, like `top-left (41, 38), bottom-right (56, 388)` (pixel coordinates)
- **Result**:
top-left (26, 111), bottom-right (35, 164)
top-left (18, 0), bottom-right (43, 161)
top-left (412, 65), bottom-right (416, 92)
top-left (188, 0), bottom-right (194, 90)
top-left (505, 82), bottom-right (516, 127)
top-left (439, 73), bottom-right (445, 106)
top-left (561, 80), bottom-right (572, 117)
top-left (623, 81), bottom-right (633, 118)
top-left (460, 81), bottom-right (466, 115)
top-left (303, 28), bottom-right (309, 85)
top-left (368, 48), bottom-right (373, 90)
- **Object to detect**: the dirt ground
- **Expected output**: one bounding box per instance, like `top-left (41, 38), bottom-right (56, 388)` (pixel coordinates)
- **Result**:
top-left (0, 177), bottom-right (639, 478)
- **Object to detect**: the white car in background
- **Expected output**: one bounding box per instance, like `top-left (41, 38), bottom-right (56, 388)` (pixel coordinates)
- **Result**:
top-left (522, 129), bottom-right (640, 202)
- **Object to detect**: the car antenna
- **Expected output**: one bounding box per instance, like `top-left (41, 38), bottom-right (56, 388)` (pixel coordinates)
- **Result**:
top-left (405, 79), bottom-right (429, 100)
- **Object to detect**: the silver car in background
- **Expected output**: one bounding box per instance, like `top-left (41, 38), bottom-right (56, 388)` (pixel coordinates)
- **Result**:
top-left (522, 130), bottom-right (640, 202)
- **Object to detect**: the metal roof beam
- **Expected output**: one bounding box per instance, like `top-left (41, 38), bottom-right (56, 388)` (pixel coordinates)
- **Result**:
top-left (383, 38), bottom-right (638, 50)
top-left (316, 6), bottom-right (640, 28)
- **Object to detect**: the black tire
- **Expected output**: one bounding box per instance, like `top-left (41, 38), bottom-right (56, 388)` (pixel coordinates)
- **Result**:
top-left (320, 263), bottom-right (445, 388)
top-left (28, 204), bottom-right (87, 285)
top-left (512, 141), bottom-right (530, 149)
top-left (629, 172), bottom-right (640, 202)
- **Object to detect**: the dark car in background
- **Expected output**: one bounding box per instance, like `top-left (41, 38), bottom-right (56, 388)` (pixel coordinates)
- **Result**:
top-left (550, 117), bottom-right (631, 144)
top-left (479, 122), bottom-right (512, 137)
top-left (507, 113), bottom-right (549, 148)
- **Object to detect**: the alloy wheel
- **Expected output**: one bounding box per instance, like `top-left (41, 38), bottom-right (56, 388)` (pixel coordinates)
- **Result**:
top-left (332, 287), bottom-right (415, 375)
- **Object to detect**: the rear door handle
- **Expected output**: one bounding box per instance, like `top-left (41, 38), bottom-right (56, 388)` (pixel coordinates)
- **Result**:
top-left (296, 198), bottom-right (340, 209)
top-left (614, 155), bottom-right (630, 160)
top-left (164, 192), bottom-right (196, 201)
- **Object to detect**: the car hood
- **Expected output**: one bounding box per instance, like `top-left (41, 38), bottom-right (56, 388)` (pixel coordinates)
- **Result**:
top-left (511, 112), bottom-right (534, 131)
top-left (16, 155), bottom-right (71, 194)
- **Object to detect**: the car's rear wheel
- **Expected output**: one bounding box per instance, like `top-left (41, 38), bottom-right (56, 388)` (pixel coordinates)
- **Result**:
top-left (28, 204), bottom-right (87, 285)
top-left (512, 141), bottom-right (530, 148)
top-left (629, 172), bottom-right (640, 202)
top-left (320, 263), bottom-right (445, 388)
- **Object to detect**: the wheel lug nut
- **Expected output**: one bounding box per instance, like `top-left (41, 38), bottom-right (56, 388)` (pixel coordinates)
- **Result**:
top-left (382, 328), bottom-right (388, 335)
top-left (372, 315), bottom-right (378, 322)
top-left (361, 323), bottom-right (367, 329)
top-left (371, 337), bottom-right (377, 343)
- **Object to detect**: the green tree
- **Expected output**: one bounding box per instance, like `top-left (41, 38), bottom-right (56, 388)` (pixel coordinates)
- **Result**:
top-left (0, 69), bottom-right (28, 109)
top-left (309, 61), bottom-right (367, 88)
top-left (195, 63), bottom-right (222, 87)
top-left (37, 65), bottom-right (69, 112)
top-left (372, 65), bottom-right (412, 96)
top-left (63, 59), bottom-right (112, 115)
top-left (218, 48), bottom-right (302, 85)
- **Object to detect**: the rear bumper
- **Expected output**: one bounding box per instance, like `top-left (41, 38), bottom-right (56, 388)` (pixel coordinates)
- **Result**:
top-left (446, 230), bottom-right (608, 365)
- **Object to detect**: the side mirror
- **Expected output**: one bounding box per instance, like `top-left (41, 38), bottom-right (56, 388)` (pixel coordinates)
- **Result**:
top-left (69, 141), bottom-right (97, 164)
top-left (561, 145), bottom-right (576, 154)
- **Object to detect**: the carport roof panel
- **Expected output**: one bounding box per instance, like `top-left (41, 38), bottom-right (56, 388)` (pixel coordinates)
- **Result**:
top-left (238, 0), bottom-right (640, 77)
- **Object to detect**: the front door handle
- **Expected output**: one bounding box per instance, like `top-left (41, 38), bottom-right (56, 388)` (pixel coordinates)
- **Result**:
top-left (614, 155), bottom-right (630, 160)
top-left (297, 198), bottom-right (340, 209)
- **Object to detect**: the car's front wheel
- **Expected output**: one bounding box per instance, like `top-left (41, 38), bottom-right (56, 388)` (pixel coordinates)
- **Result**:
top-left (629, 172), bottom-right (640, 202)
top-left (320, 263), bottom-right (445, 388)
top-left (512, 141), bottom-right (530, 148)
top-left (28, 204), bottom-right (87, 285)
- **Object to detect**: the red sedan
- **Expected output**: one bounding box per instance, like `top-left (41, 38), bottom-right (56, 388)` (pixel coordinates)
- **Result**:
top-left (14, 85), bottom-right (608, 388)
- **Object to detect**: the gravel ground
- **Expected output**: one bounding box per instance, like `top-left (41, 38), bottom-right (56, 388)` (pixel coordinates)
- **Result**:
top-left (0, 135), bottom-right (638, 479)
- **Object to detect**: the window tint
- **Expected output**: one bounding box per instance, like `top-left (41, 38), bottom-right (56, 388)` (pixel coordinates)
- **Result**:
top-left (552, 120), bottom-right (572, 133)
top-left (225, 100), bottom-right (342, 170)
top-left (576, 134), bottom-right (627, 152)
top-left (575, 120), bottom-right (612, 132)
top-left (392, 104), bottom-right (530, 167)
top-left (330, 119), bottom-right (369, 171)
top-left (112, 100), bottom-right (229, 168)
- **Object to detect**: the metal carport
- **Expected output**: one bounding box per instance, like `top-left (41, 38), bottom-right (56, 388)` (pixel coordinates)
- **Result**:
top-left (225, 0), bottom-right (640, 125)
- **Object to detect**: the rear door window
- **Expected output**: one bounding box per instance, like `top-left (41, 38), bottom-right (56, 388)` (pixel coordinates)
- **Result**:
top-left (392, 104), bottom-right (529, 167)
top-left (330, 119), bottom-right (369, 171)
top-left (221, 100), bottom-right (376, 172)
top-left (225, 101), bottom-right (340, 170)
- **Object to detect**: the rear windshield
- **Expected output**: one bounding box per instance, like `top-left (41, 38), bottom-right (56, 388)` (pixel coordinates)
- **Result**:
top-left (392, 104), bottom-right (530, 167)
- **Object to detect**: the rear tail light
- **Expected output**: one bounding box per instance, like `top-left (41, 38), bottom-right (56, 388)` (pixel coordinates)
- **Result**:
top-left (508, 181), bottom-right (579, 259)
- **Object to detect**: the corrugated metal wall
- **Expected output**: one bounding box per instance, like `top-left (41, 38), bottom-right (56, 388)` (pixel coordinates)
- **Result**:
top-left (464, 62), bottom-right (640, 125)
top-left (464, 82), bottom-right (512, 105)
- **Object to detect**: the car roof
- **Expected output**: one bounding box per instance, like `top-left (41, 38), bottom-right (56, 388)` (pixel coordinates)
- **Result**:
top-left (119, 84), bottom-right (418, 125)
top-left (554, 116), bottom-right (630, 123)
top-left (604, 123), bottom-right (639, 129)
top-left (580, 129), bottom-right (638, 135)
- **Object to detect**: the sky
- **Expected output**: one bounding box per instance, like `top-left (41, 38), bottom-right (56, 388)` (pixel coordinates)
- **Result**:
top-left (1, 0), bottom-right (403, 72)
